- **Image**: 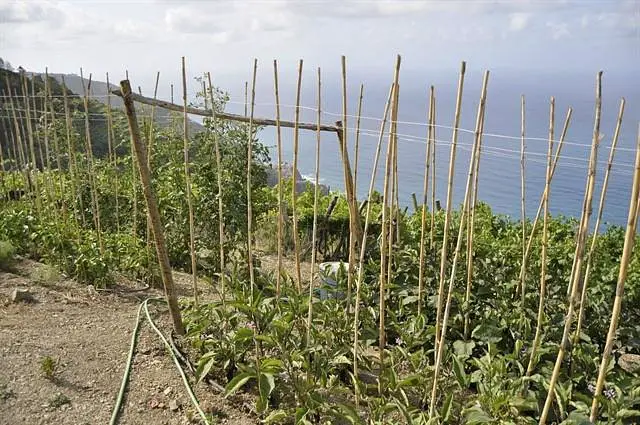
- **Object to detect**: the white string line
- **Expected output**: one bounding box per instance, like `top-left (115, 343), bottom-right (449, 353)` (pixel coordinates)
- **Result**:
top-left (350, 126), bottom-right (636, 170)
top-left (223, 99), bottom-right (635, 153)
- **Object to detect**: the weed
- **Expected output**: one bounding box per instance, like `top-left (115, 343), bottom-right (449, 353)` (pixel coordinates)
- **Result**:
top-left (48, 392), bottom-right (70, 409)
top-left (0, 240), bottom-right (16, 271)
top-left (31, 265), bottom-right (62, 286)
top-left (40, 356), bottom-right (58, 381)
top-left (0, 383), bottom-right (15, 401)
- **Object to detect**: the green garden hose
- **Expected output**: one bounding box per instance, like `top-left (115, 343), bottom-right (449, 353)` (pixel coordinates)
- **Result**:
top-left (109, 298), bottom-right (210, 425)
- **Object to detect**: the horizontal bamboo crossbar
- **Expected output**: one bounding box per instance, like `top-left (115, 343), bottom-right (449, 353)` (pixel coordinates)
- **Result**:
top-left (110, 89), bottom-right (341, 133)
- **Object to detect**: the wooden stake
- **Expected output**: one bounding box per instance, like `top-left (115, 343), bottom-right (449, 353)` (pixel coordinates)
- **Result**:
top-left (418, 86), bottom-right (435, 315)
top-left (590, 123), bottom-right (640, 422)
top-left (206, 73), bottom-right (227, 304)
top-left (519, 95), bottom-right (527, 301)
top-left (19, 72), bottom-right (42, 212)
top-left (120, 79), bottom-right (185, 336)
top-left (429, 70), bottom-right (489, 420)
top-left (429, 90), bottom-right (437, 250)
top-left (105, 72), bottom-right (120, 233)
top-left (353, 84), bottom-right (364, 193)
top-left (273, 60), bottom-right (284, 296)
top-left (435, 61), bottom-right (466, 360)
top-left (182, 58), bottom-right (199, 305)
top-left (352, 83), bottom-right (393, 405)
top-left (525, 97), bottom-right (555, 378)
top-left (61, 76), bottom-right (84, 228)
top-left (247, 59), bottom-right (258, 297)
top-left (540, 73), bottom-right (603, 425)
top-left (79, 70), bottom-right (104, 254)
top-left (291, 59), bottom-right (304, 292)
top-left (306, 67), bottom-right (322, 348)
top-left (379, 55), bottom-right (402, 370)
top-left (574, 98), bottom-right (625, 347)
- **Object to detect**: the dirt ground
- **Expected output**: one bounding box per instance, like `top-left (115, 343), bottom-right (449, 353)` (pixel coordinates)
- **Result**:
top-left (0, 259), bottom-right (255, 425)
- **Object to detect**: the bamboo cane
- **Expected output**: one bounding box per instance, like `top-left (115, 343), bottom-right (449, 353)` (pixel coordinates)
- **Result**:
top-left (352, 83), bottom-right (393, 405)
top-left (463, 104), bottom-right (486, 340)
top-left (61, 75), bottom-right (84, 228)
top-left (19, 72), bottom-right (42, 212)
top-left (525, 98), bottom-right (555, 378)
top-left (244, 81), bottom-right (248, 118)
top-left (79, 70), bottom-right (104, 254)
top-left (5, 84), bottom-right (30, 200)
top-left (120, 79), bottom-right (185, 336)
top-left (341, 56), bottom-right (355, 313)
top-left (573, 98), bottom-right (625, 347)
top-left (540, 71), bottom-right (603, 425)
top-left (206, 73), bottom-right (227, 304)
top-left (44, 71), bottom-right (65, 214)
top-left (29, 74), bottom-right (46, 171)
top-left (519, 95), bottom-right (527, 302)
top-left (247, 59), bottom-right (258, 298)
top-left (519, 107), bottom-right (572, 303)
top-left (40, 70), bottom-right (56, 215)
top-left (418, 86), bottom-right (435, 315)
top-left (429, 90), bottom-right (437, 250)
top-left (145, 72), bottom-right (161, 274)
top-left (429, 70), bottom-right (489, 420)
top-left (273, 60), bottom-right (284, 296)
top-left (379, 56), bottom-right (401, 371)
top-left (306, 66), bottom-right (322, 348)
top-left (291, 59), bottom-right (304, 293)
top-left (105, 72), bottom-right (120, 233)
top-left (181, 58), bottom-right (199, 305)
top-left (353, 84), bottom-right (364, 193)
top-left (590, 123), bottom-right (640, 422)
top-left (435, 62), bottom-right (466, 360)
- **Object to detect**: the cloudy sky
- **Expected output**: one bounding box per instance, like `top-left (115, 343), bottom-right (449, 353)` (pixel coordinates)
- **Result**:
top-left (0, 0), bottom-right (638, 98)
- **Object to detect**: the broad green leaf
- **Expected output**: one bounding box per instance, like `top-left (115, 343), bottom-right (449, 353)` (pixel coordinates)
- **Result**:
top-left (453, 340), bottom-right (476, 358)
top-left (224, 372), bottom-right (253, 397)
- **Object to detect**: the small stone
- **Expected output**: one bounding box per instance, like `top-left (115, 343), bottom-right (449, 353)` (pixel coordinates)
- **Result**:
top-left (157, 402), bottom-right (165, 409)
top-left (619, 353), bottom-right (640, 373)
top-left (163, 387), bottom-right (173, 396)
top-left (169, 399), bottom-right (180, 411)
top-left (11, 288), bottom-right (35, 303)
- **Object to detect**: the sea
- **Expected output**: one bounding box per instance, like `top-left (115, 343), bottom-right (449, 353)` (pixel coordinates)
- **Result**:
top-left (216, 66), bottom-right (639, 229)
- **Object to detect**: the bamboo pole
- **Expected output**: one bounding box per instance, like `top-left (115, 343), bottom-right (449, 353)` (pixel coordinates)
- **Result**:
top-left (5, 84), bottom-right (30, 199)
top-left (418, 86), bottom-right (435, 315)
top-left (525, 98), bottom-right (555, 378)
top-left (353, 84), bottom-right (364, 193)
top-left (519, 107), bottom-right (573, 302)
top-left (29, 74), bottom-right (46, 171)
top-left (435, 62), bottom-right (466, 360)
top-left (19, 72), bottom-right (42, 212)
top-left (429, 89), bottom-right (437, 249)
top-left (306, 67), bottom-right (322, 348)
top-left (40, 70), bottom-right (56, 214)
top-left (590, 123), bottom-right (640, 422)
top-left (429, 70), bottom-right (489, 420)
top-left (540, 71), bottom-right (603, 425)
top-left (379, 56), bottom-right (402, 370)
top-left (247, 59), bottom-right (258, 298)
top-left (244, 81), bottom-right (248, 117)
top-left (61, 75), bottom-right (85, 228)
top-left (352, 83), bottom-right (393, 405)
top-left (45, 71), bottom-right (65, 213)
top-left (206, 73), bottom-right (227, 304)
top-left (105, 72), bottom-right (120, 233)
top-left (273, 60), bottom-right (284, 296)
top-left (181, 58), bottom-right (199, 305)
top-left (111, 89), bottom-right (341, 133)
top-left (120, 79), bottom-right (185, 336)
top-left (291, 59), bottom-right (304, 292)
top-left (341, 56), bottom-right (356, 313)
top-left (145, 72), bottom-right (161, 273)
top-left (463, 104), bottom-right (486, 340)
top-left (573, 98), bottom-right (625, 347)
top-left (79, 70), bottom-right (104, 254)
top-left (519, 95), bottom-right (527, 302)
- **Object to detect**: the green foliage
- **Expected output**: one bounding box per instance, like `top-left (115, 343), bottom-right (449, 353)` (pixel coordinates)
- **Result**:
top-left (40, 356), bottom-right (58, 380)
top-left (0, 240), bottom-right (16, 271)
top-left (48, 392), bottom-right (70, 409)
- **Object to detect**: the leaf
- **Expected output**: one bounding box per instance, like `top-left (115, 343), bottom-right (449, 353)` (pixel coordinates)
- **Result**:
top-left (452, 355), bottom-right (469, 389)
top-left (617, 409), bottom-right (640, 419)
top-left (224, 372), bottom-right (253, 397)
top-left (196, 356), bottom-right (215, 384)
top-left (441, 392), bottom-right (454, 422)
top-left (330, 355), bottom-right (351, 366)
top-left (453, 340), bottom-right (476, 358)
top-left (259, 372), bottom-right (275, 406)
top-left (472, 323), bottom-right (503, 344)
top-left (262, 409), bottom-right (287, 424)
top-left (464, 406), bottom-right (494, 424)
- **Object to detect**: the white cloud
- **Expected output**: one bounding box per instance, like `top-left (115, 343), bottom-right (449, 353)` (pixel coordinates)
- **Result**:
top-left (509, 13), bottom-right (531, 31)
top-left (0, 1), bottom-right (59, 23)
top-left (547, 21), bottom-right (570, 39)
top-left (165, 7), bottom-right (226, 34)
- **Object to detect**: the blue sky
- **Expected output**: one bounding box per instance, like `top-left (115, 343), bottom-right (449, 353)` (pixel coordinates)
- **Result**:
top-left (0, 0), bottom-right (638, 95)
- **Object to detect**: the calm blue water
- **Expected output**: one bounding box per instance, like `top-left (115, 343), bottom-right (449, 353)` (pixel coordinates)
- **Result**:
top-left (219, 67), bottom-right (639, 228)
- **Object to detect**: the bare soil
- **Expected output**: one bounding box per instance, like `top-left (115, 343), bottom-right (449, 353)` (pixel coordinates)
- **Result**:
top-left (0, 260), bottom-right (255, 425)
